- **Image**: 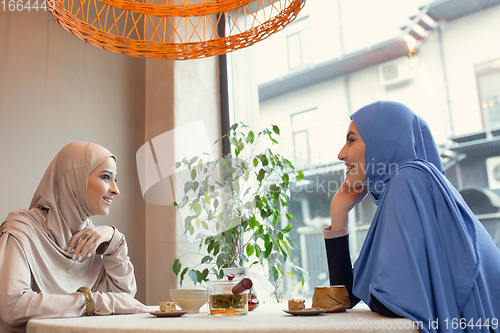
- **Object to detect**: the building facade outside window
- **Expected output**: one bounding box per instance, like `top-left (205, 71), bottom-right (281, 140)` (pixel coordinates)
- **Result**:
top-left (476, 58), bottom-right (500, 130)
top-left (286, 16), bottom-right (312, 70)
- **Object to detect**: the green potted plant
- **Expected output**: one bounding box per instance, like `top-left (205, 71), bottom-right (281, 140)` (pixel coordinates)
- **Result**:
top-left (171, 123), bottom-right (305, 299)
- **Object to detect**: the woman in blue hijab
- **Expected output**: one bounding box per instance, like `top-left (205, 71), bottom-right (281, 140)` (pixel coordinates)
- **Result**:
top-left (324, 101), bottom-right (500, 332)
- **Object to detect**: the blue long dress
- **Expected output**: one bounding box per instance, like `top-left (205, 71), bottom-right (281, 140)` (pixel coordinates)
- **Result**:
top-left (348, 101), bottom-right (500, 332)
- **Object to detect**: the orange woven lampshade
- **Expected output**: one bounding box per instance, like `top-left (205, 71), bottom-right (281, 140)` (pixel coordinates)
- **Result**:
top-left (49, 0), bottom-right (306, 60)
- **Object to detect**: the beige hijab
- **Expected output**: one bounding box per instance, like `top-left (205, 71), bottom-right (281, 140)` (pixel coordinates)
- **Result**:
top-left (0, 142), bottom-right (116, 294)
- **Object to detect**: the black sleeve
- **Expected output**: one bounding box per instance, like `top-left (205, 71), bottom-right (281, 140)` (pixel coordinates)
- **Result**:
top-left (324, 235), bottom-right (360, 308)
top-left (325, 235), bottom-right (400, 317)
top-left (369, 294), bottom-right (399, 318)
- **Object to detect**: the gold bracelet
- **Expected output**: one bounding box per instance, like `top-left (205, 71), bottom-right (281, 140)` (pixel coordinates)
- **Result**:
top-left (77, 287), bottom-right (95, 316)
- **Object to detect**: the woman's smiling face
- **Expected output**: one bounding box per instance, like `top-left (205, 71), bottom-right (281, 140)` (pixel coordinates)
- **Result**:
top-left (337, 121), bottom-right (366, 189)
top-left (87, 157), bottom-right (119, 216)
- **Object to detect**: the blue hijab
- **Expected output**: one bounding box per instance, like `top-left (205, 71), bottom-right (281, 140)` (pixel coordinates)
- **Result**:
top-left (351, 101), bottom-right (500, 332)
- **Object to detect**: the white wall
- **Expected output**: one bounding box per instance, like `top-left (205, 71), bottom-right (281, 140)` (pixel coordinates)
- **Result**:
top-left (0, 9), bottom-right (147, 301)
top-left (0, 7), bottom-right (224, 307)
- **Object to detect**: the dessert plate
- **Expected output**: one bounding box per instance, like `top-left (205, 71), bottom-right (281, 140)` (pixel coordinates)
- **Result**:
top-left (283, 308), bottom-right (327, 316)
top-left (150, 310), bottom-right (189, 317)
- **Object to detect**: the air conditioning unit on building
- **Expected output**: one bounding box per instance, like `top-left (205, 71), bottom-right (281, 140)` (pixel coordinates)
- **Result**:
top-left (486, 156), bottom-right (500, 190)
top-left (378, 58), bottom-right (413, 87)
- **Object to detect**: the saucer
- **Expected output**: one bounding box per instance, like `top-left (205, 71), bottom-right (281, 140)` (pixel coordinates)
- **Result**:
top-left (283, 308), bottom-right (327, 316)
top-left (150, 310), bottom-right (189, 317)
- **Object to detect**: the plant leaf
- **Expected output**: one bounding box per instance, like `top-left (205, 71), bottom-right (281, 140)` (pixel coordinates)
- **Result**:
top-left (201, 255), bottom-right (211, 264)
top-left (216, 253), bottom-right (227, 267)
top-left (255, 244), bottom-right (262, 258)
top-left (224, 232), bottom-right (232, 244)
top-left (282, 224), bottom-right (292, 233)
top-left (192, 181), bottom-right (199, 192)
top-left (260, 155), bottom-right (268, 166)
top-left (172, 258), bottom-right (181, 275)
top-left (248, 216), bottom-right (257, 229)
top-left (272, 125), bottom-right (280, 135)
top-left (246, 243), bottom-right (255, 256)
top-left (272, 215), bottom-right (279, 226)
top-left (264, 234), bottom-right (271, 247)
top-left (233, 181), bottom-right (240, 194)
top-left (264, 242), bottom-right (272, 258)
top-left (231, 137), bottom-right (239, 147)
top-left (201, 268), bottom-right (209, 281)
top-left (189, 156), bottom-right (198, 167)
top-left (208, 240), bottom-right (215, 253)
top-left (279, 239), bottom-right (291, 255)
top-left (188, 270), bottom-right (198, 285)
top-left (248, 130), bottom-right (255, 142)
top-left (271, 266), bottom-right (279, 281)
top-left (180, 267), bottom-right (188, 285)
top-left (257, 169), bottom-right (266, 182)
top-left (282, 173), bottom-right (289, 189)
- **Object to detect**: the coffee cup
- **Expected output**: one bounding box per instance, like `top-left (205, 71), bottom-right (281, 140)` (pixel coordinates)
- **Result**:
top-left (312, 285), bottom-right (350, 313)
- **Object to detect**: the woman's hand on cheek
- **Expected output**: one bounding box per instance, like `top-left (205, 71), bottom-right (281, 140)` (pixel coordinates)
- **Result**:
top-left (332, 180), bottom-right (368, 211)
top-left (330, 180), bottom-right (368, 231)
top-left (67, 226), bottom-right (115, 261)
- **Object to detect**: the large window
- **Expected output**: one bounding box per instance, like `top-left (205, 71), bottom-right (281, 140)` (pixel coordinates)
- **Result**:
top-left (228, 0), bottom-right (500, 301)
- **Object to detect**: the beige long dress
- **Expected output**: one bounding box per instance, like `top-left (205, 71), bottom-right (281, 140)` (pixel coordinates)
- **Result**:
top-left (0, 142), bottom-right (137, 333)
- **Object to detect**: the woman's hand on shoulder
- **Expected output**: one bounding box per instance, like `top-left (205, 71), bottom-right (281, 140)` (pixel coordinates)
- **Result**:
top-left (67, 226), bottom-right (115, 261)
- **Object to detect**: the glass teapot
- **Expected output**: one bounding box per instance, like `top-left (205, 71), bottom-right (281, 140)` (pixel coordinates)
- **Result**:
top-left (222, 268), bottom-right (260, 311)
top-left (205, 276), bottom-right (252, 315)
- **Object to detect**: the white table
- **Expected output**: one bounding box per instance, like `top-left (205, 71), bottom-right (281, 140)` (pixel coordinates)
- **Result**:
top-left (27, 303), bottom-right (422, 333)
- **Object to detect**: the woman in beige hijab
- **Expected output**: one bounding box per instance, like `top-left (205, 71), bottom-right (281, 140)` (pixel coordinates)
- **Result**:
top-left (0, 142), bottom-right (148, 333)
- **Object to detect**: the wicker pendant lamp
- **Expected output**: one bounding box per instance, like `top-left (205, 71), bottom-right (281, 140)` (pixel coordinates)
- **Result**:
top-left (49, 0), bottom-right (305, 60)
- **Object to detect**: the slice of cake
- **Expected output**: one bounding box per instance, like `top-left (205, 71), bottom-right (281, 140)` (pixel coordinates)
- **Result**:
top-left (288, 299), bottom-right (305, 311)
top-left (159, 301), bottom-right (178, 312)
